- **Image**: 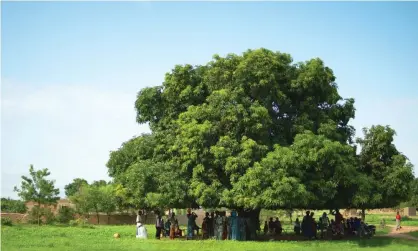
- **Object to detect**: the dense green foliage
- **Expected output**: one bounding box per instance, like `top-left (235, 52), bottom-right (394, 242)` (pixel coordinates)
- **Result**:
top-left (56, 206), bottom-right (75, 224)
top-left (64, 178), bottom-right (88, 198)
top-left (1, 217), bottom-right (13, 226)
top-left (70, 182), bottom-right (119, 224)
top-left (406, 178), bottom-right (418, 208)
top-left (27, 207), bottom-right (55, 225)
top-left (353, 126), bottom-right (415, 210)
top-left (1, 197), bottom-right (27, 213)
top-left (107, 48), bottom-right (415, 215)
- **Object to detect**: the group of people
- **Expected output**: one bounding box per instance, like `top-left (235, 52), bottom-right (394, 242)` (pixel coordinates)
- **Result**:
top-left (294, 209), bottom-right (376, 239)
top-left (296, 210), bottom-right (343, 239)
top-left (135, 208), bottom-right (384, 240)
top-left (201, 211), bottom-right (250, 240)
top-left (135, 210), bottom-right (183, 239)
top-left (263, 217), bottom-right (283, 235)
top-left (136, 209), bottom-right (250, 240)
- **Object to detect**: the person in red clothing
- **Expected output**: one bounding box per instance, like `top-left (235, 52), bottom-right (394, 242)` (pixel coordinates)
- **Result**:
top-left (395, 211), bottom-right (402, 230)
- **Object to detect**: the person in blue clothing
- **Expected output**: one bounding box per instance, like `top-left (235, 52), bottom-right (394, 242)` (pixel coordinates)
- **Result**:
top-left (230, 211), bottom-right (238, 240)
top-left (186, 209), bottom-right (198, 240)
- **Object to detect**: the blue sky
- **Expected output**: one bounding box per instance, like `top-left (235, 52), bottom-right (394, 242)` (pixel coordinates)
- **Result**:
top-left (2, 2), bottom-right (418, 198)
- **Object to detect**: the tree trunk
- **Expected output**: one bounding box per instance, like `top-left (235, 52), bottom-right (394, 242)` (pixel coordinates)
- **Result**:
top-left (361, 208), bottom-right (366, 222)
top-left (107, 213), bottom-right (110, 224)
top-left (96, 210), bottom-right (100, 224)
top-left (37, 202), bottom-right (41, 226)
top-left (238, 208), bottom-right (261, 240)
top-left (287, 209), bottom-right (293, 224)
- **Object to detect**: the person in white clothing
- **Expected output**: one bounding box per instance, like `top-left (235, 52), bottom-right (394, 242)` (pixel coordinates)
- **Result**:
top-left (136, 221), bottom-right (148, 239)
top-left (136, 210), bottom-right (147, 239)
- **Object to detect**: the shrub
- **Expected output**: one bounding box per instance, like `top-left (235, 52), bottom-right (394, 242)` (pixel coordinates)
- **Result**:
top-left (1, 217), bottom-right (13, 226)
top-left (69, 217), bottom-right (94, 228)
top-left (44, 208), bottom-right (55, 224)
top-left (56, 207), bottom-right (75, 224)
top-left (1, 198), bottom-right (27, 213)
top-left (27, 206), bottom-right (55, 225)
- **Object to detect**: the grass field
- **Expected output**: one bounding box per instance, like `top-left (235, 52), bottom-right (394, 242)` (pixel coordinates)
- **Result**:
top-left (408, 231), bottom-right (418, 238)
top-left (1, 224), bottom-right (417, 251)
top-left (364, 214), bottom-right (418, 227)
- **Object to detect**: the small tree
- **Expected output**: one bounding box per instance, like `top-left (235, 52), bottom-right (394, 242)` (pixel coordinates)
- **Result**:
top-left (70, 183), bottom-right (111, 224)
top-left (99, 185), bottom-right (117, 224)
top-left (14, 165), bottom-right (60, 225)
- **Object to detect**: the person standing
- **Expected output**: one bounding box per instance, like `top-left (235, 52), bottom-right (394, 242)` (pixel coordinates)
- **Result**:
top-left (294, 218), bottom-right (301, 235)
top-left (319, 212), bottom-right (330, 238)
top-left (169, 212), bottom-right (177, 240)
top-left (331, 209), bottom-right (344, 235)
top-left (302, 211), bottom-right (311, 238)
top-left (230, 211), bottom-right (239, 240)
top-left (202, 212), bottom-right (210, 239)
top-left (136, 211), bottom-right (148, 239)
top-left (186, 209), bottom-right (197, 239)
top-left (209, 212), bottom-right (215, 238)
top-left (155, 213), bottom-right (164, 239)
top-left (396, 211), bottom-right (402, 231)
top-left (216, 212), bottom-right (224, 240)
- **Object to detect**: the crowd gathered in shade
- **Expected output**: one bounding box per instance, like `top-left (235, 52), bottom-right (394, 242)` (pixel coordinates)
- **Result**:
top-left (134, 208), bottom-right (378, 240)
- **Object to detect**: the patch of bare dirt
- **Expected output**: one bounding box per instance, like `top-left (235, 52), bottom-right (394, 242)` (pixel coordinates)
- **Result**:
top-left (380, 225), bottom-right (418, 241)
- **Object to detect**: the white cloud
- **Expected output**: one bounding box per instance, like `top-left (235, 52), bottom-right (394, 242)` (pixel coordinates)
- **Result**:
top-left (1, 79), bottom-right (150, 198)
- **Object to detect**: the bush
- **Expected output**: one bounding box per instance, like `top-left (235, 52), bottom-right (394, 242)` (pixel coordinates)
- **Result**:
top-left (27, 206), bottom-right (55, 225)
top-left (1, 217), bottom-right (13, 226)
top-left (1, 198), bottom-right (27, 213)
top-left (56, 207), bottom-right (75, 224)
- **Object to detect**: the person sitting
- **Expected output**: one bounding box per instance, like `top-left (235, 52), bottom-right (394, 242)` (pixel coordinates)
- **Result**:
top-left (274, 217), bottom-right (283, 235)
top-left (294, 218), bottom-right (301, 235)
top-left (353, 217), bottom-right (361, 236)
top-left (164, 219), bottom-right (171, 237)
top-left (330, 219), bottom-right (338, 235)
top-left (174, 219), bottom-right (183, 237)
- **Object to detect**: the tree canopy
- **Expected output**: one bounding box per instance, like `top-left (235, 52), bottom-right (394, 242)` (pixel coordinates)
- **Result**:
top-left (107, 48), bottom-right (414, 214)
top-left (64, 178), bottom-right (88, 198)
top-left (353, 125), bottom-right (415, 210)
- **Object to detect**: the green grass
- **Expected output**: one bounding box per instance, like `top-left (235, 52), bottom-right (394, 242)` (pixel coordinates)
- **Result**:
top-left (375, 226), bottom-right (391, 236)
top-left (408, 231), bottom-right (418, 238)
top-left (365, 214), bottom-right (418, 227)
top-left (1, 224), bottom-right (417, 251)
